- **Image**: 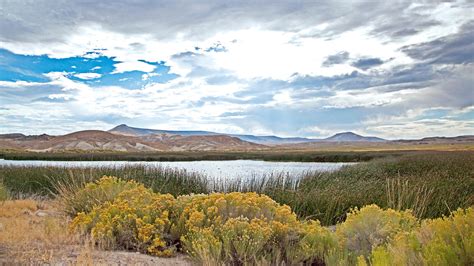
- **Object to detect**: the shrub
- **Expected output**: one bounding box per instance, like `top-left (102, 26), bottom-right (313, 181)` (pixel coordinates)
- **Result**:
top-left (174, 192), bottom-right (299, 235)
top-left (181, 227), bottom-right (223, 265)
top-left (336, 204), bottom-right (418, 259)
top-left (370, 207), bottom-right (474, 265)
top-left (221, 217), bottom-right (273, 263)
top-left (176, 192), bottom-right (337, 265)
top-left (59, 176), bottom-right (141, 216)
top-left (66, 177), bottom-right (472, 264)
top-left (71, 184), bottom-right (176, 256)
top-left (285, 220), bottom-right (338, 264)
top-left (182, 217), bottom-right (274, 265)
top-left (176, 192), bottom-right (300, 264)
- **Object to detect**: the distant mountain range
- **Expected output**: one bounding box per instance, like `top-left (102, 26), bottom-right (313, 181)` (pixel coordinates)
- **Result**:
top-left (0, 124), bottom-right (472, 152)
top-left (109, 124), bottom-right (386, 144)
top-left (0, 130), bottom-right (264, 152)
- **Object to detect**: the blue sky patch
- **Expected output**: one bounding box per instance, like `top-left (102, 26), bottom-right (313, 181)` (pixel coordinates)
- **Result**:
top-left (0, 48), bottom-right (178, 89)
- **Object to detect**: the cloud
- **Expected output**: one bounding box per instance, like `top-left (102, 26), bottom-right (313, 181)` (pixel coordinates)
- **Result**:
top-left (322, 52), bottom-right (350, 67)
top-left (0, 0), bottom-right (473, 138)
top-left (351, 58), bottom-right (385, 70)
top-left (365, 118), bottom-right (474, 139)
top-left (73, 73), bottom-right (102, 80)
top-left (401, 21), bottom-right (474, 64)
top-left (112, 60), bottom-right (156, 74)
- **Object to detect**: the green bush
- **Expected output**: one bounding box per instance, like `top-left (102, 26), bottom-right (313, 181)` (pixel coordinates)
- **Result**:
top-left (369, 207), bottom-right (474, 266)
top-left (285, 220), bottom-right (338, 264)
top-left (336, 204), bottom-right (418, 259)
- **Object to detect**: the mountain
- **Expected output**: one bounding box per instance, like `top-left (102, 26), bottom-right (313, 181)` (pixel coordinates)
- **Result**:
top-left (109, 124), bottom-right (388, 144)
top-left (395, 135), bottom-right (474, 143)
top-left (230, 134), bottom-right (313, 145)
top-left (110, 124), bottom-right (316, 145)
top-left (109, 124), bottom-right (217, 137)
top-left (0, 130), bottom-right (264, 152)
top-left (1, 126), bottom-right (472, 152)
top-left (324, 132), bottom-right (386, 142)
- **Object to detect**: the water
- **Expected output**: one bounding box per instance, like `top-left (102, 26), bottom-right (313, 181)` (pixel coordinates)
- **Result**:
top-left (0, 159), bottom-right (353, 180)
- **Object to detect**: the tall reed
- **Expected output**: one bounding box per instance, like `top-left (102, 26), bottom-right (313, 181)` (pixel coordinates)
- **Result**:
top-left (0, 151), bottom-right (472, 225)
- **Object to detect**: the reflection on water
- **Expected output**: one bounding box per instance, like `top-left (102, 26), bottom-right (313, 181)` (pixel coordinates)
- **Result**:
top-left (0, 159), bottom-right (354, 180)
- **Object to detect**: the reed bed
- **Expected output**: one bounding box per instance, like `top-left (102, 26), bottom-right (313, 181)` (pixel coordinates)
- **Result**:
top-left (239, 152), bottom-right (474, 225)
top-left (0, 165), bottom-right (208, 197)
top-left (0, 151), bottom-right (472, 225)
top-left (0, 150), bottom-right (401, 162)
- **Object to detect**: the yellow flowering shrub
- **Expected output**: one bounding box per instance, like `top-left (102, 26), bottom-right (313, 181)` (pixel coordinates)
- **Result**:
top-left (66, 177), bottom-right (472, 264)
top-left (181, 227), bottom-right (223, 265)
top-left (175, 192), bottom-right (337, 265)
top-left (336, 204), bottom-right (418, 259)
top-left (176, 192), bottom-right (298, 264)
top-left (370, 207), bottom-right (474, 266)
top-left (285, 220), bottom-right (338, 265)
top-left (62, 176), bottom-right (142, 216)
top-left (174, 192), bottom-right (298, 235)
top-left (71, 184), bottom-right (176, 256)
top-left (221, 217), bottom-right (273, 263)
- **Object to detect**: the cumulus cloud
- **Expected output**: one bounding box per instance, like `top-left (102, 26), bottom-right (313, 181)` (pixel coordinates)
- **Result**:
top-left (322, 52), bottom-right (350, 67)
top-left (401, 21), bottom-right (474, 64)
top-left (73, 73), bottom-right (102, 80)
top-left (351, 58), bottom-right (385, 70)
top-left (112, 61), bottom-right (156, 74)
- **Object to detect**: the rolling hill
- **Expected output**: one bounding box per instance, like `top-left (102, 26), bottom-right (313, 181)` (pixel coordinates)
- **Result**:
top-left (109, 124), bottom-right (387, 144)
top-left (1, 124), bottom-right (471, 153)
top-left (324, 132), bottom-right (386, 142)
top-left (0, 130), bottom-right (265, 152)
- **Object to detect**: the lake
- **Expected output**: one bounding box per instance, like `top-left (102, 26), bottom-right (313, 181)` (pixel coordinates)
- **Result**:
top-left (0, 159), bottom-right (354, 180)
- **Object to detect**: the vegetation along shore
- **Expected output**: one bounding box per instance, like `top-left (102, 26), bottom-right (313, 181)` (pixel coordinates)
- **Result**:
top-left (0, 151), bottom-right (472, 264)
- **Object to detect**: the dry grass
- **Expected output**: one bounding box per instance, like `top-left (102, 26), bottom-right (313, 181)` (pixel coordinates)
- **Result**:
top-left (386, 176), bottom-right (434, 218)
top-left (0, 199), bottom-right (191, 265)
top-left (0, 200), bottom-right (82, 264)
top-left (288, 142), bottom-right (474, 152)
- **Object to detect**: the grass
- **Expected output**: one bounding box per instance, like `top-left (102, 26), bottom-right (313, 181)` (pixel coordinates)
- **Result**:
top-left (0, 151), bottom-right (472, 226)
top-left (241, 152), bottom-right (473, 225)
top-left (0, 165), bottom-right (208, 198)
top-left (0, 149), bottom-right (411, 162)
top-left (0, 200), bottom-right (83, 264)
top-left (0, 182), bottom-right (8, 201)
top-left (1, 141), bottom-right (473, 162)
top-left (0, 199), bottom-right (190, 264)
top-left (0, 150), bottom-right (471, 264)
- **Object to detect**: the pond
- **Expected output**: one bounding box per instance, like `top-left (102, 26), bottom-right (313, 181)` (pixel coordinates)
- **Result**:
top-left (0, 159), bottom-right (354, 180)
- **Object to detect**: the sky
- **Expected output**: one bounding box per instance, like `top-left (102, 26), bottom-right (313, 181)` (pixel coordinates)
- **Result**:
top-left (0, 0), bottom-right (473, 139)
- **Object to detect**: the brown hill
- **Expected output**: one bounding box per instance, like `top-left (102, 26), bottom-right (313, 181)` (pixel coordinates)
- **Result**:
top-left (0, 130), bottom-right (265, 152)
top-left (143, 134), bottom-right (263, 151)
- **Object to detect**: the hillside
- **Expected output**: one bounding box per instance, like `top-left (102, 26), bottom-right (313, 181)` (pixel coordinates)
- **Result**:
top-left (1, 126), bottom-right (472, 153)
top-left (109, 124), bottom-right (387, 144)
top-left (0, 130), bottom-right (264, 152)
top-left (324, 132), bottom-right (386, 142)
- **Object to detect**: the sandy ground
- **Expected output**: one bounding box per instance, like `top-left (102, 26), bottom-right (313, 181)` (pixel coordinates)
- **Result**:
top-left (61, 251), bottom-right (193, 265)
top-left (0, 199), bottom-right (192, 265)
